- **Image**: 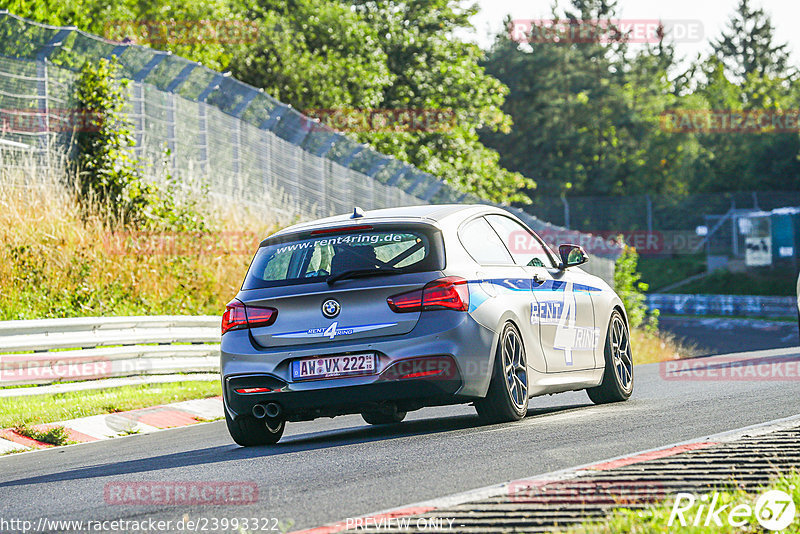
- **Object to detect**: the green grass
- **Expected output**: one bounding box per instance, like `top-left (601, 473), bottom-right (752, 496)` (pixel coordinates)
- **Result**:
top-left (638, 254), bottom-right (707, 292)
top-left (639, 253), bottom-right (797, 296)
top-left (571, 471), bottom-right (800, 533)
top-left (0, 380), bottom-right (221, 428)
top-left (13, 424), bottom-right (74, 446)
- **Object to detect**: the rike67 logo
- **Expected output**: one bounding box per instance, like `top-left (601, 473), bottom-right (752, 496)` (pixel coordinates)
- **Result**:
top-left (668, 489), bottom-right (796, 531)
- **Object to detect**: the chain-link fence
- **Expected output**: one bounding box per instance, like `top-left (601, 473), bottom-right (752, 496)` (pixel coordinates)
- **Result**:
top-left (523, 191), bottom-right (800, 261)
top-left (0, 11), bottom-right (618, 283)
top-left (524, 191), bottom-right (800, 233)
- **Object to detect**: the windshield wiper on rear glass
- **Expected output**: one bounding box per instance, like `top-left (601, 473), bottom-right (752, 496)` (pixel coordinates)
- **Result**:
top-left (326, 267), bottom-right (404, 285)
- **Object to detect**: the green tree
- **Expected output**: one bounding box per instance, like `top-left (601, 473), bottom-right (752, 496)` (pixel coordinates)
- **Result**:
top-left (229, 0), bottom-right (392, 110)
top-left (346, 0), bottom-right (532, 203)
top-left (690, 0), bottom-right (800, 193)
top-left (2, 0), bottom-right (245, 71)
top-left (481, 1), bottom-right (700, 201)
top-left (711, 0), bottom-right (792, 80)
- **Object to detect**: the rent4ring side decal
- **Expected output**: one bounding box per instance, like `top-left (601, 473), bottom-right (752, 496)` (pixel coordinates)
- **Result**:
top-left (466, 278), bottom-right (601, 294)
top-left (533, 281), bottom-right (601, 365)
top-left (467, 278), bottom-right (601, 365)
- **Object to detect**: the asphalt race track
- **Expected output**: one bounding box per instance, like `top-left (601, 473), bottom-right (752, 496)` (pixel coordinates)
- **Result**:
top-left (1, 319), bottom-right (799, 532)
top-left (659, 315), bottom-right (798, 355)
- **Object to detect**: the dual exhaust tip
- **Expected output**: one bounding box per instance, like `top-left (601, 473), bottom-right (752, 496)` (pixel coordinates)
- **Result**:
top-left (252, 402), bottom-right (281, 419)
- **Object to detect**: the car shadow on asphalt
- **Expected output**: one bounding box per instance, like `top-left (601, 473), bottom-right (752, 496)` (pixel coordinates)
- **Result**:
top-left (0, 402), bottom-right (593, 488)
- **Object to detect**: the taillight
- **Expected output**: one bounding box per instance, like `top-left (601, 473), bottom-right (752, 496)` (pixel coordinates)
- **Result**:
top-left (246, 306), bottom-right (278, 329)
top-left (222, 301), bottom-right (247, 334)
top-left (387, 277), bottom-right (469, 313)
top-left (222, 300), bottom-right (278, 335)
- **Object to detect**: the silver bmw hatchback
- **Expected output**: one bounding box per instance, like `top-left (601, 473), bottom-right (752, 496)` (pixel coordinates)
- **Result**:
top-left (221, 204), bottom-right (634, 445)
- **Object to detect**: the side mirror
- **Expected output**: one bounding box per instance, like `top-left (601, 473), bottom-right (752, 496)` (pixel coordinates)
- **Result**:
top-left (558, 244), bottom-right (588, 269)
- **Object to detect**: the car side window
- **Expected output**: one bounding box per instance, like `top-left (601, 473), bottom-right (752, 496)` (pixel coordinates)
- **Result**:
top-left (485, 215), bottom-right (555, 268)
top-left (459, 217), bottom-right (515, 265)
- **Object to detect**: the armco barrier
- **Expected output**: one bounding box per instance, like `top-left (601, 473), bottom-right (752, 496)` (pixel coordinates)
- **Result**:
top-left (646, 293), bottom-right (798, 318)
top-left (0, 316), bottom-right (220, 386)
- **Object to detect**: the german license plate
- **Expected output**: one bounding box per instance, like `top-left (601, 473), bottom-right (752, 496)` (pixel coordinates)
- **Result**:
top-left (291, 353), bottom-right (377, 381)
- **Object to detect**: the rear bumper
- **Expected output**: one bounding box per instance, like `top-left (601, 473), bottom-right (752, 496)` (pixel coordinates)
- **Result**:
top-left (220, 311), bottom-right (497, 421)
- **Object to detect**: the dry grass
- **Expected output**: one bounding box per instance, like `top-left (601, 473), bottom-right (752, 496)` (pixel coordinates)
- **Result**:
top-left (0, 158), bottom-right (295, 319)
top-left (631, 327), bottom-right (700, 365)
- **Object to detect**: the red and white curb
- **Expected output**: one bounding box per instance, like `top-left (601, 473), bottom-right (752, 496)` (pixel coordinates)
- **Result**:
top-left (291, 412), bottom-right (800, 534)
top-left (0, 396), bottom-right (223, 453)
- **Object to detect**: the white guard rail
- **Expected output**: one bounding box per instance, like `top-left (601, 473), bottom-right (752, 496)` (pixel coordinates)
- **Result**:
top-left (0, 316), bottom-right (221, 387)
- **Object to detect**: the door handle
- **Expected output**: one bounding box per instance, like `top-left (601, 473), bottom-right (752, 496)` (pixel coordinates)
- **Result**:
top-left (533, 273), bottom-right (544, 285)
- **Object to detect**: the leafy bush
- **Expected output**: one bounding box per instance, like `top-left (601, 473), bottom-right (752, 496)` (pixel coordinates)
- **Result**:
top-left (74, 57), bottom-right (154, 226)
top-left (615, 244), bottom-right (659, 331)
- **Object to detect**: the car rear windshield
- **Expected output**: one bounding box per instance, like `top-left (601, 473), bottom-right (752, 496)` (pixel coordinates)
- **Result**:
top-left (242, 226), bottom-right (444, 289)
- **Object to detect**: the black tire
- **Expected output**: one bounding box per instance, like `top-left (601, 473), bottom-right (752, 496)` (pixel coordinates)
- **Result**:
top-left (361, 409), bottom-right (407, 425)
top-left (587, 310), bottom-right (634, 404)
top-left (475, 322), bottom-right (528, 424)
top-left (225, 409), bottom-right (285, 446)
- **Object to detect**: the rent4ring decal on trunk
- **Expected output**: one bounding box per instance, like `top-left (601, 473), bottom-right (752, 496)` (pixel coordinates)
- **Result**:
top-left (272, 322), bottom-right (398, 340)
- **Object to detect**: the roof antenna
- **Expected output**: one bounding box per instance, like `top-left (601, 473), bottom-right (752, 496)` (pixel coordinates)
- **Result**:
top-left (351, 207), bottom-right (365, 219)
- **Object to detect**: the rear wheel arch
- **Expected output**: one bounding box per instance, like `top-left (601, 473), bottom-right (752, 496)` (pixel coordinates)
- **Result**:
top-left (475, 321), bottom-right (529, 423)
top-left (479, 313), bottom-right (527, 395)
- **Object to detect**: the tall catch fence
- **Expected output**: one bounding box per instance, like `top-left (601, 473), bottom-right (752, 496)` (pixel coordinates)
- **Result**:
top-left (0, 11), bottom-right (619, 283)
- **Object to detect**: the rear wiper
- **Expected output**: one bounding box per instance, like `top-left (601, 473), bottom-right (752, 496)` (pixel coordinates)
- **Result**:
top-left (326, 267), bottom-right (403, 285)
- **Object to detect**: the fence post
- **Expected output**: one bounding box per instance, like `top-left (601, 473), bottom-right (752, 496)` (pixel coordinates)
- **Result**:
top-left (166, 92), bottom-right (176, 171)
top-left (35, 58), bottom-right (49, 157)
top-left (131, 82), bottom-right (145, 159)
top-left (197, 103), bottom-right (208, 174)
top-left (561, 194), bottom-right (570, 229)
top-left (731, 199), bottom-right (738, 258)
